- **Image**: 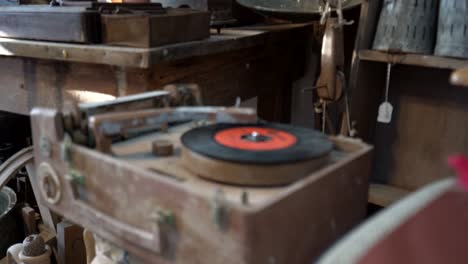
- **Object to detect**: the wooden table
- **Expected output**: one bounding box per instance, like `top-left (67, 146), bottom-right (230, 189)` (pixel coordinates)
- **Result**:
top-left (0, 24), bottom-right (311, 122)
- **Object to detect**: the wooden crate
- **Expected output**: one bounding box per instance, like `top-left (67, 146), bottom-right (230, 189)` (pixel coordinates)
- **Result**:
top-left (101, 9), bottom-right (210, 48)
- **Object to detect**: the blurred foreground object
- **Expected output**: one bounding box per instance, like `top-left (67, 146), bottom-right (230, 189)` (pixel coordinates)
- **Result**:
top-left (319, 178), bottom-right (468, 264)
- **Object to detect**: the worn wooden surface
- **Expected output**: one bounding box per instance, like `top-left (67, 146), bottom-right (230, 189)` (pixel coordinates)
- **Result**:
top-left (368, 183), bottom-right (410, 207)
top-left (0, 6), bottom-right (99, 43)
top-left (0, 25), bottom-right (307, 68)
top-left (359, 50), bottom-right (468, 70)
top-left (373, 66), bottom-right (468, 190)
top-left (101, 9), bottom-right (210, 48)
top-left (0, 24), bottom-right (307, 122)
top-left (31, 109), bottom-right (373, 264)
top-left (349, 0), bottom-right (383, 140)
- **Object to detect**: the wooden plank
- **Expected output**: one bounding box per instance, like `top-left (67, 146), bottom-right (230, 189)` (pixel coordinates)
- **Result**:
top-left (57, 221), bottom-right (86, 264)
top-left (0, 28), bottom-right (267, 68)
top-left (0, 24), bottom-right (311, 68)
top-left (21, 206), bottom-right (38, 235)
top-left (349, 60), bottom-right (386, 141)
top-left (359, 49), bottom-right (468, 70)
top-left (101, 9), bottom-right (210, 48)
top-left (349, 0), bottom-right (386, 141)
top-left (368, 183), bottom-right (411, 207)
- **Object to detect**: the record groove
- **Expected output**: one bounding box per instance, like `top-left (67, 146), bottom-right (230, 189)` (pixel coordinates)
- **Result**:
top-left (181, 123), bottom-right (333, 165)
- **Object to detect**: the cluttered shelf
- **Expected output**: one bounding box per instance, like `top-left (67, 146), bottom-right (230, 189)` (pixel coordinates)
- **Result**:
top-left (358, 49), bottom-right (468, 70)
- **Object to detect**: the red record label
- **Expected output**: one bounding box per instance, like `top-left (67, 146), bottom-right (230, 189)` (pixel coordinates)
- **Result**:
top-left (214, 127), bottom-right (297, 151)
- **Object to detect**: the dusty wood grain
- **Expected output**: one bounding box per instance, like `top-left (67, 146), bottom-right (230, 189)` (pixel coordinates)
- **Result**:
top-left (101, 9), bottom-right (209, 48)
top-left (359, 49), bottom-right (468, 70)
top-left (368, 183), bottom-right (411, 207)
top-left (181, 144), bottom-right (329, 186)
top-left (0, 27), bottom-right (282, 68)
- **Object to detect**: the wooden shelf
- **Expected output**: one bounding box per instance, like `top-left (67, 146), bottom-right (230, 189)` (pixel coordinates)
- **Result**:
top-left (359, 49), bottom-right (468, 70)
top-left (368, 183), bottom-right (412, 207)
top-left (0, 23), bottom-right (310, 69)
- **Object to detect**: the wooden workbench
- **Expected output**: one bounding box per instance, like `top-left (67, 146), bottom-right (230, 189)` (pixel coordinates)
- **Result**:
top-left (0, 24), bottom-right (310, 122)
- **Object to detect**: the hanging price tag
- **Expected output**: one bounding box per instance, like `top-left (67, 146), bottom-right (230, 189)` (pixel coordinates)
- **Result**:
top-left (377, 63), bottom-right (393, 124)
top-left (377, 101), bottom-right (393, 123)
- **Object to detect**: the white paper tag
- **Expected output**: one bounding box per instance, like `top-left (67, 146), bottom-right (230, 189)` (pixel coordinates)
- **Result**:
top-left (377, 102), bottom-right (393, 123)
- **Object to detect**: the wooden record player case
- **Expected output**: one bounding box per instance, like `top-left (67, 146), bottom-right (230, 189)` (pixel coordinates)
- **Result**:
top-left (30, 100), bottom-right (372, 263)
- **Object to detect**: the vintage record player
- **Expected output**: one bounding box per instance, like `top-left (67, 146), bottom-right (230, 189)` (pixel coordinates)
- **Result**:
top-left (30, 86), bottom-right (372, 263)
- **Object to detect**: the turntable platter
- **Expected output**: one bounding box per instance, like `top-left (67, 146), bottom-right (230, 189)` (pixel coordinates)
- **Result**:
top-left (181, 123), bottom-right (333, 186)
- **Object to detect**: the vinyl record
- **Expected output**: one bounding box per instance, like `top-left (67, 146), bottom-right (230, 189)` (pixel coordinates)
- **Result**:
top-left (180, 123), bottom-right (333, 186)
top-left (181, 123), bottom-right (333, 164)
